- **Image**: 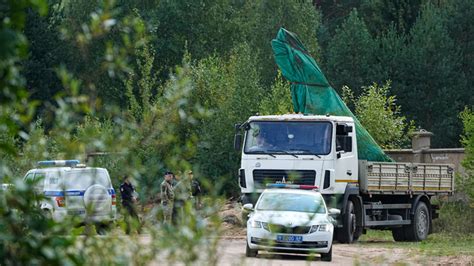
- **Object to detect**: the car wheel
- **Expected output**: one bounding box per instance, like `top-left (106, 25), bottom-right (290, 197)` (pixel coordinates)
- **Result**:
top-left (404, 201), bottom-right (430, 241)
top-left (245, 242), bottom-right (258, 257)
top-left (321, 247), bottom-right (332, 262)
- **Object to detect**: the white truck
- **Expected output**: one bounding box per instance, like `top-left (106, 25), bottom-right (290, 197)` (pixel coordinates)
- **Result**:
top-left (234, 114), bottom-right (454, 243)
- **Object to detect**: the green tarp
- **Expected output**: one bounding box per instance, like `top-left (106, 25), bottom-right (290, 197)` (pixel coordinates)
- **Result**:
top-left (272, 28), bottom-right (392, 162)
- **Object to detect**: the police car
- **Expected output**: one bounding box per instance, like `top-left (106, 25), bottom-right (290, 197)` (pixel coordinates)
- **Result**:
top-left (23, 160), bottom-right (117, 225)
top-left (244, 184), bottom-right (339, 261)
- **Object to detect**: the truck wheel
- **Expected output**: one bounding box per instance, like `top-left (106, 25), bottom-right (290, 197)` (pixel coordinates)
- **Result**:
top-left (320, 247), bottom-right (332, 262)
top-left (338, 200), bottom-right (359, 243)
top-left (246, 242), bottom-right (258, 257)
top-left (390, 215), bottom-right (406, 242)
top-left (391, 227), bottom-right (406, 241)
top-left (405, 201), bottom-right (430, 241)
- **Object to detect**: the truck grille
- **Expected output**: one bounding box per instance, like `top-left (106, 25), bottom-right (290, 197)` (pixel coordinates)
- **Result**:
top-left (253, 169), bottom-right (316, 187)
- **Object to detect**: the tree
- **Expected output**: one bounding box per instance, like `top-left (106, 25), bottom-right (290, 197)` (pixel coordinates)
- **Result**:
top-left (460, 107), bottom-right (474, 201)
top-left (359, 0), bottom-right (422, 35)
top-left (342, 81), bottom-right (414, 149)
top-left (325, 9), bottom-right (377, 96)
top-left (260, 71), bottom-right (292, 115)
top-left (444, 0), bottom-right (474, 108)
top-left (192, 44), bottom-right (265, 195)
top-left (243, 0), bottom-right (323, 86)
top-left (399, 4), bottom-right (465, 147)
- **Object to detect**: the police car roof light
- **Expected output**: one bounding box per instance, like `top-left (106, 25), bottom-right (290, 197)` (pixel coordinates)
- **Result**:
top-left (37, 160), bottom-right (80, 167)
top-left (266, 183), bottom-right (319, 190)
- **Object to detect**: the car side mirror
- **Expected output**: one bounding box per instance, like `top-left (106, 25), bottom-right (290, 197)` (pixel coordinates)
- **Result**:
top-left (242, 203), bottom-right (254, 212)
top-left (328, 208), bottom-right (340, 216)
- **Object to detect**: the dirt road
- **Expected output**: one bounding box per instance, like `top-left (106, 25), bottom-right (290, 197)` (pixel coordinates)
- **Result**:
top-left (214, 238), bottom-right (472, 266)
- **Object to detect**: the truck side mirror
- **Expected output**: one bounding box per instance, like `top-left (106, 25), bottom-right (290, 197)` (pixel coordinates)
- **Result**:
top-left (234, 133), bottom-right (242, 151)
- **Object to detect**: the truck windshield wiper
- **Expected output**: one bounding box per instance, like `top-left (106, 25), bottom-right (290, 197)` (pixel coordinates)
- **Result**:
top-left (267, 149), bottom-right (298, 158)
top-left (251, 151), bottom-right (276, 158)
top-left (288, 149), bottom-right (322, 158)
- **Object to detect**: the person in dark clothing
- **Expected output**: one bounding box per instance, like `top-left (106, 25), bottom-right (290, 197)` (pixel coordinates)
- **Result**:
top-left (120, 175), bottom-right (140, 234)
top-left (188, 170), bottom-right (202, 209)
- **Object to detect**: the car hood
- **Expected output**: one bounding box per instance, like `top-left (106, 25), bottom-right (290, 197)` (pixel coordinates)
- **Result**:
top-left (252, 210), bottom-right (329, 226)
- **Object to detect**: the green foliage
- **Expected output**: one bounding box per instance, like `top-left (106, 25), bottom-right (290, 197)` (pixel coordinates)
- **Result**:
top-left (399, 3), bottom-right (465, 147)
top-left (260, 71), bottom-right (292, 115)
top-left (343, 82), bottom-right (414, 149)
top-left (1, 1), bottom-right (224, 265)
top-left (244, 0), bottom-right (322, 84)
top-left (460, 107), bottom-right (474, 201)
top-left (359, 0), bottom-right (422, 34)
top-left (325, 9), bottom-right (377, 95)
top-left (192, 44), bottom-right (265, 195)
top-left (444, 0), bottom-right (474, 107)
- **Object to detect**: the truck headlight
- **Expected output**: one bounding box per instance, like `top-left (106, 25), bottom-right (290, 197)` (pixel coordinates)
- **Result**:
top-left (250, 220), bottom-right (262, 228)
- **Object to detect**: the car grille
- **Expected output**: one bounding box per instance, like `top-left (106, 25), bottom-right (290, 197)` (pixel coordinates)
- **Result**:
top-left (251, 237), bottom-right (328, 249)
top-left (253, 169), bottom-right (316, 187)
top-left (268, 224), bottom-right (312, 234)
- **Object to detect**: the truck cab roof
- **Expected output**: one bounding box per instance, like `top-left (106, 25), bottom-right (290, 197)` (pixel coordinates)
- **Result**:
top-left (247, 114), bottom-right (354, 123)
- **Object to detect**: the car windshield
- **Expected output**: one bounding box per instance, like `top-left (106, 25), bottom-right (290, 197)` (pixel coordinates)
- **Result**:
top-left (243, 121), bottom-right (332, 155)
top-left (256, 192), bottom-right (326, 213)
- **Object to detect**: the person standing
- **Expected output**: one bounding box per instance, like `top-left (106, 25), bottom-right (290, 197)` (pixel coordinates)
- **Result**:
top-left (160, 171), bottom-right (175, 224)
top-left (120, 175), bottom-right (140, 234)
top-left (172, 171), bottom-right (191, 225)
top-left (188, 170), bottom-right (202, 209)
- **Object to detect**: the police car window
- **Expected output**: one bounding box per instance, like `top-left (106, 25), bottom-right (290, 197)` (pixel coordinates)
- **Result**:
top-left (24, 173), bottom-right (34, 182)
top-left (65, 170), bottom-right (110, 189)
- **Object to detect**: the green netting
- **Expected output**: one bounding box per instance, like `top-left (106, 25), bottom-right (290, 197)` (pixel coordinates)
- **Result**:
top-left (272, 28), bottom-right (392, 162)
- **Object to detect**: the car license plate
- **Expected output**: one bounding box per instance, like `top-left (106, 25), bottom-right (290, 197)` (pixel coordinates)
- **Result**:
top-left (276, 235), bottom-right (303, 243)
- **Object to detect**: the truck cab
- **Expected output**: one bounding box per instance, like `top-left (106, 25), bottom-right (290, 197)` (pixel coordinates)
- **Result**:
top-left (237, 114), bottom-right (356, 203)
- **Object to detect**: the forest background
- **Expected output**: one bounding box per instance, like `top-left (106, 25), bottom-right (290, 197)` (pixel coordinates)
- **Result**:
top-left (1, 0), bottom-right (473, 198)
top-left (1, 0), bottom-right (474, 263)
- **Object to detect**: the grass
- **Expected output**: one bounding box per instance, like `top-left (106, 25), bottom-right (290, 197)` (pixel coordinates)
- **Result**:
top-left (357, 230), bottom-right (474, 257)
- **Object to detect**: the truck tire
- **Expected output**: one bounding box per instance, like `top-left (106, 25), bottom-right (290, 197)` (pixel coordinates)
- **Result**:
top-left (337, 200), bottom-right (360, 243)
top-left (391, 227), bottom-right (406, 241)
top-left (404, 201), bottom-right (430, 241)
top-left (390, 215), bottom-right (405, 242)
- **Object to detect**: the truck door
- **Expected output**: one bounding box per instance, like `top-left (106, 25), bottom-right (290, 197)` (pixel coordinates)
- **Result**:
top-left (334, 123), bottom-right (358, 189)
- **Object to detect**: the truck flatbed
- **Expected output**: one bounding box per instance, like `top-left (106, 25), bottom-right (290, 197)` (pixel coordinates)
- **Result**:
top-left (359, 161), bottom-right (454, 195)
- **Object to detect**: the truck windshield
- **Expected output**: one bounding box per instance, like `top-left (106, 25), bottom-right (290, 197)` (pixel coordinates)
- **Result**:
top-left (244, 121), bottom-right (332, 155)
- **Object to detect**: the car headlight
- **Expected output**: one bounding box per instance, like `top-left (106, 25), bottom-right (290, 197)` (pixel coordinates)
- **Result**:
top-left (262, 222), bottom-right (269, 231)
top-left (250, 220), bottom-right (262, 228)
top-left (318, 224), bottom-right (331, 232)
top-left (309, 224), bottom-right (332, 233)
